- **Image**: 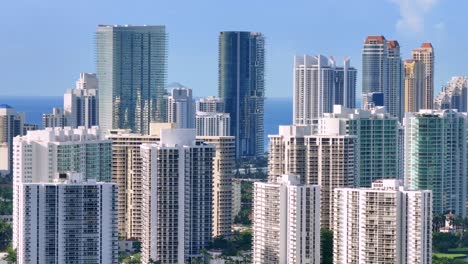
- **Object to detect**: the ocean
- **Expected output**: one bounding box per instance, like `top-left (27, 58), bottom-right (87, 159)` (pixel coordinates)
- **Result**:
top-left (0, 96), bottom-right (293, 149)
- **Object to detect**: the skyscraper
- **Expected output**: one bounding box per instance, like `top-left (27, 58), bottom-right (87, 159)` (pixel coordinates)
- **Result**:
top-left (362, 36), bottom-right (388, 107)
top-left (107, 129), bottom-right (163, 239)
top-left (140, 129), bottom-right (214, 263)
top-left (404, 59), bottom-right (425, 112)
top-left (404, 109), bottom-right (466, 216)
top-left (12, 126), bottom-right (112, 183)
top-left (305, 135), bottom-right (357, 229)
top-left (293, 55), bottom-right (356, 124)
top-left (198, 136), bottom-right (235, 238)
top-left (333, 179), bottom-right (432, 264)
top-left (12, 127), bottom-right (114, 263)
top-left (167, 85), bottom-right (195, 128)
top-left (218, 31), bottom-right (265, 158)
top-left (64, 73), bottom-right (99, 128)
top-left (252, 175), bottom-right (321, 264)
top-left (0, 104), bottom-right (24, 175)
top-left (97, 25), bottom-right (167, 134)
top-left (267, 125), bottom-right (357, 229)
top-left (320, 106), bottom-right (402, 187)
top-left (412, 43), bottom-right (434, 109)
top-left (386, 40), bottom-right (404, 120)
top-left (15, 173), bottom-right (118, 264)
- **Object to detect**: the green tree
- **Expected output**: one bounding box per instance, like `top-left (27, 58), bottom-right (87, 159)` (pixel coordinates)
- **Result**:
top-left (3, 246), bottom-right (16, 264)
top-left (321, 229), bottom-right (333, 264)
top-left (0, 220), bottom-right (12, 251)
top-left (433, 232), bottom-right (459, 253)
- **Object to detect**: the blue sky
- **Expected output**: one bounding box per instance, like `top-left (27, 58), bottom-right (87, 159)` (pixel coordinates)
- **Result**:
top-left (0, 0), bottom-right (466, 98)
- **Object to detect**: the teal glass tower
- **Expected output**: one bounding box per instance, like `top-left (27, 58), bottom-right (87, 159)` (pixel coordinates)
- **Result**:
top-left (218, 31), bottom-right (265, 158)
top-left (96, 25), bottom-right (167, 134)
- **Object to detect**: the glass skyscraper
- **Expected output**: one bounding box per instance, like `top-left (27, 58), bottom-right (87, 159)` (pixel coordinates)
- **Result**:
top-left (97, 25), bottom-right (167, 134)
top-left (218, 31), bottom-right (265, 158)
top-left (362, 36), bottom-right (388, 109)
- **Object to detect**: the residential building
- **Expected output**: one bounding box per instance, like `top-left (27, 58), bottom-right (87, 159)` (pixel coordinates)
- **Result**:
top-left (64, 73), bottom-right (99, 128)
top-left (434, 76), bottom-right (468, 111)
top-left (196, 96), bottom-right (225, 113)
top-left (320, 105), bottom-right (402, 187)
top-left (252, 175), bottom-right (320, 264)
top-left (12, 126), bottom-right (111, 184)
top-left (196, 112), bottom-right (230, 136)
top-left (167, 85), bottom-right (195, 128)
top-left (267, 125), bottom-right (357, 229)
top-left (293, 55), bottom-right (356, 124)
top-left (219, 31), bottom-right (265, 158)
top-left (97, 25), bottom-right (167, 134)
top-left (362, 36), bottom-right (388, 107)
top-left (305, 135), bottom-right (357, 229)
top-left (333, 179), bottom-right (432, 264)
top-left (404, 59), bottom-right (425, 112)
top-left (15, 173), bottom-right (118, 264)
top-left (387, 40), bottom-right (404, 120)
top-left (42, 107), bottom-right (68, 128)
top-left (0, 104), bottom-right (24, 175)
top-left (107, 129), bottom-right (162, 239)
top-left (140, 129), bottom-right (214, 264)
top-left (198, 136), bottom-right (235, 238)
top-left (412, 43), bottom-right (434, 109)
top-left (404, 109), bottom-right (467, 216)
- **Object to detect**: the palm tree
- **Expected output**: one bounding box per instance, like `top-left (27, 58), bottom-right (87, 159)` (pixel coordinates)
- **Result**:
top-left (3, 246), bottom-right (16, 264)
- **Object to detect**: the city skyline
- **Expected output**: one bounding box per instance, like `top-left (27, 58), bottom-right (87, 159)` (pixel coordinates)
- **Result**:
top-left (0, 0), bottom-right (466, 98)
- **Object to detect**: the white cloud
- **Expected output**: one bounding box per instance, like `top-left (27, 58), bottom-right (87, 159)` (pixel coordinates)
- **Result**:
top-left (392, 0), bottom-right (438, 33)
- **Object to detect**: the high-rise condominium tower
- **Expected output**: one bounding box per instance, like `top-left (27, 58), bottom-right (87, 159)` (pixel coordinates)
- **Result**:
top-left (64, 73), bottom-right (99, 128)
top-left (362, 36), bottom-right (388, 108)
top-left (434, 76), bottom-right (468, 111)
top-left (412, 43), bottom-right (434, 109)
top-left (12, 127), bottom-right (114, 262)
top-left (404, 59), bottom-right (425, 112)
top-left (97, 25), bottom-right (167, 134)
top-left (333, 179), bottom-right (432, 264)
top-left (15, 173), bottom-right (118, 264)
top-left (141, 129), bottom-right (214, 264)
top-left (268, 126), bottom-right (357, 229)
top-left (320, 106), bottom-right (402, 187)
top-left (12, 126), bottom-right (111, 184)
top-left (0, 104), bottom-right (24, 175)
top-left (404, 110), bottom-right (467, 216)
top-left (167, 86), bottom-right (195, 128)
top-left (293, 55), bottom-right (356, 124)
top-left (252, 175), bottom-right (321, 264)
top-left (198, 136), bottom-right (235, 238)
top-left (107, 128), bottom-right (164, 239)
top-left (386, 40), bottom-right (404, 120)
top-left (218, 31), bottom-right (265, 158)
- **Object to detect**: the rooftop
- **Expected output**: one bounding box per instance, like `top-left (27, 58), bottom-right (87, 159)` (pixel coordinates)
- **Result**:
top-left (365, 35), bottom-right (386, 44)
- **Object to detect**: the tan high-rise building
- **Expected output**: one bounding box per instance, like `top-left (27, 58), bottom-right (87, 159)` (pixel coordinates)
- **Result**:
top-left (107, 130), bottom-right (160, 239)
top-left (268, 125), bottom-right (357, 229)
top-left (305, 135), bottom-right (357, 229)
top-left (198, 136), bottom-right (235, 238)
top-left (404, 59), bottom-right (425, 112)
top-left (412, 43), bottom-right (434, 109)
